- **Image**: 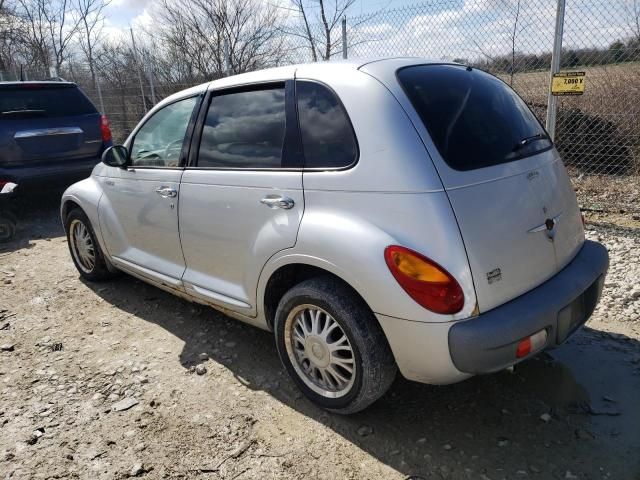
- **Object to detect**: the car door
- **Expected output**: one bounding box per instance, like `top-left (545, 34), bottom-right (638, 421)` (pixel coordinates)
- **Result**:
top-left (178, 81), bottom-right (304, 315)
top-left (98, 95), bottom-right (200, 287)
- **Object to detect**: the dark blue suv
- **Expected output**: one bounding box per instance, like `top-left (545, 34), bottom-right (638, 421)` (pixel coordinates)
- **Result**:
top-left (0, 81), bottom-right (112, 193)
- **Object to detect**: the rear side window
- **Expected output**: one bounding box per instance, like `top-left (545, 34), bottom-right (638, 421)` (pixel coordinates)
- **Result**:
top-left (296, 81), bottom-right (357, 169)
top-left (0, 85), bottom-right (96, 118)
top-left (198, 87), bottom-right (286, 169)
top-left (397, 65), bottom-right (552, 171)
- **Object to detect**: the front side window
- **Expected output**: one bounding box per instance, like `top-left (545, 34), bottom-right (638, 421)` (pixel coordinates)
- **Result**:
top-left (296, 81), bottom-right (357, 169)
top-left (130, 96), bottom-right (198, 168)
top-left (198, 87), bottom-right (286, 169)
top-left (397, 65), bottom-right (552, 171)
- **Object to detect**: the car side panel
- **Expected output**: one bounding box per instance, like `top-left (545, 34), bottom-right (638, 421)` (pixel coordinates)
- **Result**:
top-left (97, 167), bottom-right (185, 281)
top-left (179, 170), bottom-right (304, 316)
top-left (256, 190), bottom-right (477, 326)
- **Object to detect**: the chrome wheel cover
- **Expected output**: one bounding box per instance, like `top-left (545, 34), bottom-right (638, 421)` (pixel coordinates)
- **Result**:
top-left (69, 219), bottom-right (96, 274)
top-left (284, 304), bottom-right (356, 398)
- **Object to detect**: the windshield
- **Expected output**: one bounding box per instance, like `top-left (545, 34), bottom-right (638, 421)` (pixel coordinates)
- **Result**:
top-left (397, 64), bottom-right (552, 171)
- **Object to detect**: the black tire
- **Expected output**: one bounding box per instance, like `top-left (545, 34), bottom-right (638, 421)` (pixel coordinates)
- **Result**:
top-left (0, 212), bottom-right (17, 243)
top-left (274, 276), bottom-right (397, 414)
top-left (65, 208), bottom-right (116, 281)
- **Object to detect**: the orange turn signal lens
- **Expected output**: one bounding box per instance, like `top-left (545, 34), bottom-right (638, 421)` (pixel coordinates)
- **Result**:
top-left (384, 245), bottom-right (464, 314)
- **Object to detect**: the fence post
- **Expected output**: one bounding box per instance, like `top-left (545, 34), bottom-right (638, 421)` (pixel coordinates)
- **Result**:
top-left (342, 16), bottom-right (348, 59)
top-left (130, 28), bottom-right (148, 113)
top-left (545, 0), bottom-right (566, 141)
top-left (96, 76), bottom-right (106, 114)
top-left (223, 38), bottom-right (230, 76)
top-left (146, 57), bottom-right (157, 106)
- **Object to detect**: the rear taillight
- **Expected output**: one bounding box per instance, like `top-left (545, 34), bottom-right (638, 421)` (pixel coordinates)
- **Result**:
top-left (384, 245), bottom-right (464, 314)
top-left (100, 115), bottom-right (112, 143)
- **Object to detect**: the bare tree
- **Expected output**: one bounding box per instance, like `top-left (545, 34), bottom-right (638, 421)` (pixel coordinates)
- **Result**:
top-left (0, 0), bottom-right (22, 72)
top-left (17, 0), bottom-right (80, 75)
top-left (467, 0), bottom-right (525, 85)
top-left (94, 40), bottom-right (140, 135)
top-left (625, 0), bottom-right (640, 39)
top-left (509, 0), bottom-right (522, 86)
top-left (75, 0), bottom-right (109, 89)
top-left (146, 0), bottom-right (284, 82)
top-left (284, 0), bottom-right (355, 61)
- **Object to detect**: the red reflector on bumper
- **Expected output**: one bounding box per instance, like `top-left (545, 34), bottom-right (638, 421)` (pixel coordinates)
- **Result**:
top-left (516, 337), bottom-right (531, 358)
top-left (516, 329), bottom-right (548, 359)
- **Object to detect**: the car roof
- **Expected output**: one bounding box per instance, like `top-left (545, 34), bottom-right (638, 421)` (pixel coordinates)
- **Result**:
top-left (158, 57), bottom-right (440, 108)
top-left (0, 81), bottom-right (77, 88)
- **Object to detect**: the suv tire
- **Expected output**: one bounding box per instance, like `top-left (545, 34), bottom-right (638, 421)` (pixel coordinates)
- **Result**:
top-left (0, 211), bottom-right (17, 243)
top-left (65, 208), bottom-right (116, 281)
top-left (274, 276), bottom-right (397, 414)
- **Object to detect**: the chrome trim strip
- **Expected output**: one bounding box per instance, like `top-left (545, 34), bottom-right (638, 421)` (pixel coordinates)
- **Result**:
top-left (183, 282), bottom-right (252, 309)
top-left (14, 127), bottom-right (83, 139)
top-left (528, 213), bottom-right (563, 233)
top-left (110, 256), bottom-right (183, 288)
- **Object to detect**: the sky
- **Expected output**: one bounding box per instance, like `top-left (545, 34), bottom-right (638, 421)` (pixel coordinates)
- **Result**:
top-left (104, 0), bottom-right (417, 30)
top-left (102, 0), bottom-right (635, 62)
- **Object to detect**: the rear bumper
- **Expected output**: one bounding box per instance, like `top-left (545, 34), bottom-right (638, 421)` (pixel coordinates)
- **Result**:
top-left (448, 240), bottom-right (609, 374)
top-left (0, 157), bottom-right (100, 192)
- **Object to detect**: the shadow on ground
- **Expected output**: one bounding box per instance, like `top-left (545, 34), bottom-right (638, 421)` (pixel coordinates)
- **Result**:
top-left (0, 191), bottom-right (65, 253)
top-left (85, 273), bottom-right (640, 480)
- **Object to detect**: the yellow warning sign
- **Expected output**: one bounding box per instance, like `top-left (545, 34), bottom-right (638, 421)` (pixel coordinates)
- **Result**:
top-left (551, 71), bottom-right (585, 96)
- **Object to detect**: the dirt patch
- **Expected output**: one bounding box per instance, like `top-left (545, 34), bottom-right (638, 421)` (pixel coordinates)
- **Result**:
top-left (1, 196), bottom-right (639, 479)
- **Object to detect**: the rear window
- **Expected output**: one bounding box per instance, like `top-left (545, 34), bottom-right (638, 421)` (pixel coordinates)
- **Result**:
top-left (397, 65), bottom-right (552, 171)
top-left (0, 85), bottom-right (97, 118)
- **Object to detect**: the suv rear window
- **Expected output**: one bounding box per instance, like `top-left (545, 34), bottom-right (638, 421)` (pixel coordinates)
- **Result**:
top-left (397, 65), bottom-right (552, 171)
top-left (0, 85), bottom-right (97, 118)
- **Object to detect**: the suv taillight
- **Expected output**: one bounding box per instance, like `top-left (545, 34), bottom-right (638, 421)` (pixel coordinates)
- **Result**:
top-left (384, 245), bottom-right (464, 314)
top-left (100, 115), bottom-right (112, 143)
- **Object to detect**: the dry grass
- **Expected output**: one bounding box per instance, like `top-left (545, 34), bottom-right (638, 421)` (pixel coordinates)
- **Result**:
top-left (572, 172), bottom-right (640, 213)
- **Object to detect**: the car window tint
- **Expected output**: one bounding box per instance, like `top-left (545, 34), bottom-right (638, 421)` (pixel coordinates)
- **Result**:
top-left (130, 96), bottom-right (197, 168)
top-left (397, 65), bottom-right (552, 171)
top-left (197, 87), bottom-right (286, 169)
top-left (0, 85), bottom-right (96, 118)
top-left (296, 81), bottom-right (357, 169)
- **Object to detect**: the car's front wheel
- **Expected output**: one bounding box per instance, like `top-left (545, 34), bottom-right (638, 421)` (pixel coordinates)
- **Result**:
top-left (65, 208), bottom-right (116, 281)
top-left (274, 276), bottom-right (397, 414)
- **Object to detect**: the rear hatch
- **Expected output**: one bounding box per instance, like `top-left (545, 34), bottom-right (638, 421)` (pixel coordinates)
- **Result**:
top-left (0, 83), bottom-right (103, 168)
top-left (395, 64), bottom-right (585, 313)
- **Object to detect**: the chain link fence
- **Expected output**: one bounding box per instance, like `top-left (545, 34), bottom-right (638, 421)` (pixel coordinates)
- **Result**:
top-left (2, 0), bottom-right (639, 213)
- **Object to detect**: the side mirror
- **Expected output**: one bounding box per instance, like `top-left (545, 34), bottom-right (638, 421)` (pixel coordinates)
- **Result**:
top-left (102, 145), bottom-right (129, 168)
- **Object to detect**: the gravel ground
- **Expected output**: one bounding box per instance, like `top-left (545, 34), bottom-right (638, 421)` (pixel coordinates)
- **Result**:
top-left (0, 197), bottom-right (639, 480)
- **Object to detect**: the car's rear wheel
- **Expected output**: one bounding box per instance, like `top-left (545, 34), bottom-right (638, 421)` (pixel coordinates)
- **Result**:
top-left (274, 276), bottom-right (397, 414)
top-left (65, 208), bottom-right (115, 281)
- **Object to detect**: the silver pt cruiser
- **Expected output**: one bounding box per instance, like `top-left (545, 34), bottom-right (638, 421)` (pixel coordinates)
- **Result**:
top-left (61, 58), bottom-right (609, 413)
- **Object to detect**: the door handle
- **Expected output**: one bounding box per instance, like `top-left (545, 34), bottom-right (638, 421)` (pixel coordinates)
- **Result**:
top-left (260, 195), bottom-right (295, 210)
top-left (155, 186), bottom-right (178, 198)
